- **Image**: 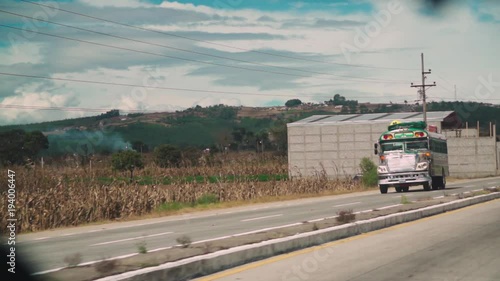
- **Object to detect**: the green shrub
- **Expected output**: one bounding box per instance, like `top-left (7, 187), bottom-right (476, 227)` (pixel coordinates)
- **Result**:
top-left (154, 144), bottom-right (182, 168)
top-left (196, 193), bottom-right (219, 205)
top-left (359, 157), bottom-right (378, 187)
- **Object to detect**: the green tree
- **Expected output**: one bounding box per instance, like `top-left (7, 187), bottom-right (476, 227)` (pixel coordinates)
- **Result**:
top-left (24, 131), bottom-right (49, 158)
top-left (131, 140), bottom-right (149, 153)
top-left (181, 146), bottom-right (202, 166)
top-left (0, 130), bottom-right (26, 166)
top-left (111, 150), bottom-right (144, 181)
top-left (333, 94), bottom-right (346, 105)
top-left (0, 130), bottom-right (48, 166)
top-left (269, 120), bottom-right (288, 153)
top-left (154, 144), bottom-right (182, 168)
top-left (218, 106), bottom-right (237, 120)
top-left (285, 99), bottom-right (302, 107)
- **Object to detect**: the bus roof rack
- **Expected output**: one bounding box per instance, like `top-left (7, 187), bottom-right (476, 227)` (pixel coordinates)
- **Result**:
top-left (388, 121), bottom-right (427, 131)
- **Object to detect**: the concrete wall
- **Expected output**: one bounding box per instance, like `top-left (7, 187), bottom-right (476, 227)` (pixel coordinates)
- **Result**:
top-left (288, 121), bottom-right (441, 178)
top-left (497, 142), bottom-right (500, 174)
top-left (443, 128), bottom-right (478, 138)
top-left (447, 136), bottom-right (498, 178)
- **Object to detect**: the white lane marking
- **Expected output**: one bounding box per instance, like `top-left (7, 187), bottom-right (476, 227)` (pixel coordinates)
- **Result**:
top-left (90, 232), bottom-right (173, 246)
top-left (151, 222), bottom-right (303, 253)
top-left (433, 196), bottom-right (445, 199)
top-left (392, 194), bottom-right (413, 198)
top-left (376, 204), bottom-right (402, 210)
top-left (36, 221), bottom-right (305, 274)
top-left (240, 214), bottom-right (282, 222)
top-left (23, 214), bottom-right (219, 243)
top-left (333, 202), bottom-right (361, 208)
top-left (464, 185), bottom-right (474, 188)
top-left (471, 189), bottom-right (483, 192)
top-left (33, 267), bottom-right (65, 275)
top-left (309, 215), bottom-right (337, 222)
top-left (34, 237), bottom-right (48, 241)
top-left (33, 253), bottom-right (139, 275)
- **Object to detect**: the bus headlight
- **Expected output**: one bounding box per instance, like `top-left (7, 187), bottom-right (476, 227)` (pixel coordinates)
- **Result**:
top-left (416, 162), bottom-right (428, 171)
top-left (378, 166), bottom-right (388, 173)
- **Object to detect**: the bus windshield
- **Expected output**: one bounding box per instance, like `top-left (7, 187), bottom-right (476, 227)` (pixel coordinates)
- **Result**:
top-left (381, 140), bottom-right (428, 153)
top-left (406, 141), bottom-right (428, 151)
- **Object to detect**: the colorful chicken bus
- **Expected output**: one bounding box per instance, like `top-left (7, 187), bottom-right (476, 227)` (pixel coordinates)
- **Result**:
top-left (374, 121), bottom-right (449, 194)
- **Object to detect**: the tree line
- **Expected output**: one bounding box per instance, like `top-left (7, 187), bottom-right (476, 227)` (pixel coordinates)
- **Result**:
top-left (0, 130), bottom-right (48, 167)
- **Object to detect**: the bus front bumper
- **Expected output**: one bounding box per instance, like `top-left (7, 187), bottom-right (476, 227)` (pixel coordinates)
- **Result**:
top-left (378, 172), bottom-right (431, 186)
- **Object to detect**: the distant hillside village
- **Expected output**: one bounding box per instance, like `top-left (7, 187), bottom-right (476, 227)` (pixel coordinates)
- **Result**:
top-left (0, 95), bottom-right (499, 163)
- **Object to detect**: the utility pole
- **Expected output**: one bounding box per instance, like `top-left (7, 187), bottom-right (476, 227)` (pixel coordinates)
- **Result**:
top-left (411, 53), bottom-right (436, 124)
top-left (454, 85), bottom-right (457, 101)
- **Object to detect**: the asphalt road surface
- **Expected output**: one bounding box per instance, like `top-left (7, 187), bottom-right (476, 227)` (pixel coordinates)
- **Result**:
top-left (198, 198), bottom-right (500, 281)
top-left (11, 176), bottom-right (500, 274)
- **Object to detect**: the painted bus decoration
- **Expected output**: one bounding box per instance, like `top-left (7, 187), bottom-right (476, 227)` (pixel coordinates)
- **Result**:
top-left (374, 120), bottom-right (449, 194)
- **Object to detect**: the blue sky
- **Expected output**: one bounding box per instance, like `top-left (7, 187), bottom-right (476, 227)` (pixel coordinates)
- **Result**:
top-left (146, 0), bottom-right (374, 13)
top-left (0, 0), bottom-right (499, 124)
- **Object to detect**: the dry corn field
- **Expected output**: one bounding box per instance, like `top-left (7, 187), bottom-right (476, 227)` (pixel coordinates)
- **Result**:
top-left (0, 153), bottom-right (362, 233)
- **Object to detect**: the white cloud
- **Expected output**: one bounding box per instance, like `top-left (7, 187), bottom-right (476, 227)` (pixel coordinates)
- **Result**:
top-left (1, 0), bottom-right (499, 125)
top-left (79, 0), bottom-right (152, 8)
top-left (0, 91), bottom-right (81, 125)
top-left (193, 97), bottom-right (241, 107)
top-left (0, 43), bottom-right (43, 65)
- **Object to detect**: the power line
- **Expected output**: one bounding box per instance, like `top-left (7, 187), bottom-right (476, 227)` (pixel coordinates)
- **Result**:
top-left (0, 104), bottom-right (147, 112)
top-left (0, 71), bottom-right (417, 100)
top-left (0, 71), bottom-right (284, 97)
top-left (19, 0), bottom-right (418, 71)
top-left (0, 24), bottom-right (408, 85)
top-left (434, 73), bottom-right (478, 100)
top-left (0, 10), bottom-right (411, 83)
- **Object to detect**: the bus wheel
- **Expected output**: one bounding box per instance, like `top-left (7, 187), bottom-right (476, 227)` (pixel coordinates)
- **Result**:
top-left (379, 185), bottom-right (388, 194)
top-left (402, 187), bottom-right (409, 192)
top-left (395, 186), bottom-right (402, 193)
top-left (423, 181), bottom-right (431, 191)
top-left (431, 177), bottom-right (440, 190)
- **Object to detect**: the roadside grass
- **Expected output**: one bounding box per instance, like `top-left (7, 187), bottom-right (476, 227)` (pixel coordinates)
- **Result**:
top-left (157, 193), bottom-right (220, 212)
top-left (92, 174), bottom-right (289, 185)
top-left (63, 253), bottom-right (82, 268)
top-left (400, 195), bottom-right (411, 204)
top-left (136, 240), bottom-right (148, 254)
top-left (17, 186), bottom-right (375, 234)
top-left (336, 209), bottom-right (356, 223)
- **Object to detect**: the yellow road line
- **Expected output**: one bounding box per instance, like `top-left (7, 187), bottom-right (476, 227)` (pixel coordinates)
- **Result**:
top-left (197, 198), bottom-right (499, 281)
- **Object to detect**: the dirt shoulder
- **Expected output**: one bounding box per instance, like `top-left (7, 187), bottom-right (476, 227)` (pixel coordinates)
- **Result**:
top-left (41, 188), bottom-right (499, 281)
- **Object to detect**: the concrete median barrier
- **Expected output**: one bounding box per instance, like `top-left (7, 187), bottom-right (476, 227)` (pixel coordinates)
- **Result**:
top-left (96, 192), bottom-right (500, 281)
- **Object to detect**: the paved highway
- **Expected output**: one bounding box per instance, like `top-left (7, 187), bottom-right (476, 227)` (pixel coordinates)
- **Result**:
top-left (12, 176), bottom-right (500, 274)
top-left (198, 199), bottom-right (500, 281)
